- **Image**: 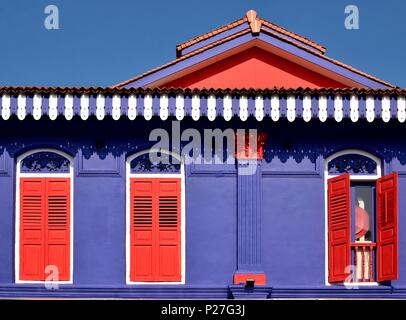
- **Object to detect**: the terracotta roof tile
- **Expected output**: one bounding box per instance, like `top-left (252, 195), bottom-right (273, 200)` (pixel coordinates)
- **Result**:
top-left (259, 18), bottom-right (326, 53)
top-left (176, 10), bottom-right (326, 57)
top-left (0, 86), bottom-right (404, 96)
top-left (176, 17), bottom-right (248, 57)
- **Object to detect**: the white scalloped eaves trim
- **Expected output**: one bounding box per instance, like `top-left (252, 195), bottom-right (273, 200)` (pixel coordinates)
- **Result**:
top-left (0, 93), bottom-right (405, 122)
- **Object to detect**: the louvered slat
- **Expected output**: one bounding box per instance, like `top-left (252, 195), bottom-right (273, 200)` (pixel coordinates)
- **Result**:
top-left (22, 195), bottom-right (43, 226)
top-left (133, 195), bottom-right (153, 229)
top-left (47, 195), bottom-right (68, 229)
top-left (159, 196), bottom-right (178, 229)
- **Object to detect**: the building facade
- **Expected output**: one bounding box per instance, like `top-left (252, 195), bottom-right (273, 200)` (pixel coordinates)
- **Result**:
top-left (0, 10), bottom-right (406, 298)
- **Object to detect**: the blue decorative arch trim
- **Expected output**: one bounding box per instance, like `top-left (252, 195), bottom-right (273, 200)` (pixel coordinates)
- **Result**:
top-left (21, 151), bottom-right (70, 173)
top-left (328, 153), bottom-right (377, 175)
top-left (130, 153), bottom-right (181, 174)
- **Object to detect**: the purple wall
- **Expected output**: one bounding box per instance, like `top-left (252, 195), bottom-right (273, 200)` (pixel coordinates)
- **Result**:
top-left (0, 117), bottom-right (406, 298)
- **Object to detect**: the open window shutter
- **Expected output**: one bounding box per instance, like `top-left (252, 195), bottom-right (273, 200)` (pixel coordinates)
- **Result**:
top-left (45, 178), bottom-right (71, 281)
top-left (157, 178), bottom-right (181, 281)
top-left (20, 178), bottom-right (46, 281)
top-left (377, 172), bottom-right (399, 282)
top-left (328, 173), bottom-right (351, 283)
top-left (130, 179), bottom-right (154, 281)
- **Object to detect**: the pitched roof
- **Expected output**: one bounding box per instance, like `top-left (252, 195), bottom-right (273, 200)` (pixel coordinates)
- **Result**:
top-left (113, 10), bottom-right (394, 89)
top-left (175, 10), bottom-right (326, 57)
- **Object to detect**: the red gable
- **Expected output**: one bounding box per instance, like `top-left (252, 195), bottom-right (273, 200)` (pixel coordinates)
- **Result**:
top-left (163, 47), bottom-right (348, 89)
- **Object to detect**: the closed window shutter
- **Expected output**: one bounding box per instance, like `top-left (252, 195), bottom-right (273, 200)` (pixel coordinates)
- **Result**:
top-left (157, 179), bottom-right (181, 281)
top-left (328, 173), bottom-right (351, 283)
top-left (20, 178), bottom-right (46, 281)
top-left (45, 178), bottom-right (71, 281)
top-left (130, 178), bottom-right (181, 282)
top-left (130, 179), bottom-right (154, 281)
top-left (377, 172), bottom-right (399, 282)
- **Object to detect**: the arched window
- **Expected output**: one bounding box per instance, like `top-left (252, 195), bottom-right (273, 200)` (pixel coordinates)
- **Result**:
top-left (325, 150), bottom-right (398, 286)
top-left (16, 149), bottom-right (73, 283)
top-left (126, 149), bottom-right (185, 284)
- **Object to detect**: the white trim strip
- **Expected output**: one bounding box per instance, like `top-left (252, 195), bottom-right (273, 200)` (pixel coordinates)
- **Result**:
top-left (128, 94), bottom-right (137, 120)
top-left (287, 95), bottom-right (295, 122)
top-left (160, 94), bottom-right (169, 120)
top-left (49, 94), bottom-right (58, 121)
top-left (80, 95), bottom-right (90, 120)
top-left (112, 94), bottom-right (121, 120)
top-left (175, 94), bottom-right (185, 121)
top-left (223, 95), bottom-right (232, 121)
top-left (350, 95), bottom-right (359, 123)
top-left (1, 94), bottom-right (11, 120)
top-left (207, 94), bottom-right (216, 121)
top-left (318, 95), bottom-right (327, 122)
top-left (33, 94), bottom-right (42, 120)
top-left (381, 95), bottom-right (391, 123)
top-left (271, 95), bottom-right (280, 122)
top-left (239, 95), bottom-right (248, 121)
top-left (17, 94), bottom-right (26, 120)
top-left (144, 94), bottom-right (153, 121)
top-left (398, 96), bottom-right (406, 123)
top-left (366, 95), bottom-right (375, 123)
top-left (303, 95), bottom-right (312, 122)
top-left (255, 95), bottom-right (264, 121)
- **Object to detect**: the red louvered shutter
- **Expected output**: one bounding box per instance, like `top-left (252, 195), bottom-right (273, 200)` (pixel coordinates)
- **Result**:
top-left (130, 179), bottom-right (155, 281)
top-left (130, 178), bottom-right (181, 282)
top-left (157, 179), bottom-right (181, 281)
top-left (20, 178), bottom-right (46, 281)
top-left (328, 173), bottom-right (351, 283)
top-left (45, 178), bottom-right (71, 281)
top-left (376, 172), bottom-right (399, 282)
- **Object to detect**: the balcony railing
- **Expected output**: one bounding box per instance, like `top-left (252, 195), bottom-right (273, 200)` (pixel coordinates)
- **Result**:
top-left (350, 242), bottom-right (376, 283)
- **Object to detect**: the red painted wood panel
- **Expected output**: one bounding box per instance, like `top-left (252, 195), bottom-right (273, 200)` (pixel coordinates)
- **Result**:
top-left (162, 47), bottom-right (348, 89)
top-left (377, 173), bottom-right (399, 282)
top-left (20, 178), bottom-right (46, 281)
top-left (45, 178), bottom-right (70, 281)
top-left (130, 178), bottom-right (181, 282)
top-left (328, 173), bottom-right (351, 283)
top-left (20, 177), bottom-right (70, 281)
top-left (130, 179), bottom-right (155, 281)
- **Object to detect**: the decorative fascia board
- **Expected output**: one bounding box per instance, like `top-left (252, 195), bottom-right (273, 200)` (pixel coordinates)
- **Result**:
top-left (1, 91), bottom-right (405, 123)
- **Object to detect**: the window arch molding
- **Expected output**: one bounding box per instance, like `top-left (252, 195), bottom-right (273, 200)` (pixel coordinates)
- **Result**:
top-left (16, 148), bottom-right (74, 176)
top-left (126, 148), bottom-right (183, 177)
top-left (125, 148), bottom-right (186, 285)
top-left (325, 149), bottom-right (382, 181)
top-left (15, 148), bottom-right (74, 284)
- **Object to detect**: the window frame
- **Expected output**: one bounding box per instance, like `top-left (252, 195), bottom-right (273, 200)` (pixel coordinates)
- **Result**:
top-left (125, 149), bottom-right (186, 285)
top-left (15, 148), bottom-right (74, 284)
top-left (324, 149), bottom-right (382, 286)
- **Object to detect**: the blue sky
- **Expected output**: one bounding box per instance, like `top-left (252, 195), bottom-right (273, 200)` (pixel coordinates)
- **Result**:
top-left (0, 0), bottom-right (404, 87)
